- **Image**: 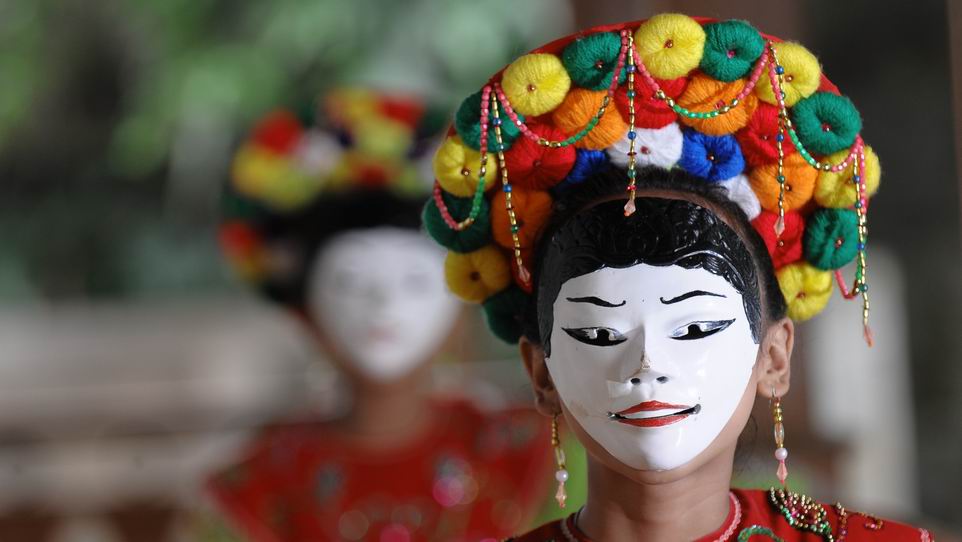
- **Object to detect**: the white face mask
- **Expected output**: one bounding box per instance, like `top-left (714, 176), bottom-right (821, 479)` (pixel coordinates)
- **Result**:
top-left (306, 227), bottom-right (460, 382)
top-left (547, 264), bottom-right (759, 471)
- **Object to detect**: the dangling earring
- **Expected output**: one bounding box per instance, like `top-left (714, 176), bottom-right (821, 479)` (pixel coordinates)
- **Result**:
top-left (772, 387), bottom-right (789, 487)
top-left (551, 414), bottom-right (569, 508)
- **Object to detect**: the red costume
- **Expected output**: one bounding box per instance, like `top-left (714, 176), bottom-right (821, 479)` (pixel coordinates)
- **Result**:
top-left (508, 488), bottom-right (933, 542)
top-left (208, 399), bottom-right (553, 542)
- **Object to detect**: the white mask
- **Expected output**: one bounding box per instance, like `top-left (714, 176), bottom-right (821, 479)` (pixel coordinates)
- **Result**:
top-left (547, 264), bottom-right (759, 471)
top-left (306, 227), bottom-right (460, 382)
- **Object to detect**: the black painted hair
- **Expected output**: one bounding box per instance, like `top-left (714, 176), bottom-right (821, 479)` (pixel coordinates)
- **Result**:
top-left (522, 165), bottom-right (786, 355)
top-left (224, 188), bottom-right (424, 310)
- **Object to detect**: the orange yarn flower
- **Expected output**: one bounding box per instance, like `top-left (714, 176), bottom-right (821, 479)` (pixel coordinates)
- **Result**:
top-left (677, 73), bottom-right (758, 135)
top-left (748, 153), bottom-right (818, 212)
top-left (491, 188), bottom-right (554, 250)
top-left (552, 89), bottom-right (627, 150)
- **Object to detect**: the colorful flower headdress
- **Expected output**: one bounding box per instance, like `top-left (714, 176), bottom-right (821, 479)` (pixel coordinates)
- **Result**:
top-left (423, 15), bottom-right (878, 345)
top-left (220, 88), bottom-right (440, 288)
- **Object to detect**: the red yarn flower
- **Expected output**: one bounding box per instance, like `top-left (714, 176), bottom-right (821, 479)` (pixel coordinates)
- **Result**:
top-left (752, 211), bottom-right (805, 269)
top-left (735, 103), bottom-right (798, 168)
top-left (251, 111), bottom-right (303, 155)
top-left (219, 221), bottom-right (262, 258)
top-left (503, 123), bottom-right (576, 190)
top-left (613, 76), bottom-right (688, 129)
top-left (378, 96), bottom-right (426, 129)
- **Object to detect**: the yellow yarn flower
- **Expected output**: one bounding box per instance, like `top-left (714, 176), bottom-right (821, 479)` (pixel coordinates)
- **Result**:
top-left (444, 245), bottom-right (511, 303)
top-left (814, 146), bottom-right (881, 208)
top-left (501, 53), bottom-right (572, 116)
top-left (634, 13), bottom-right (706, 79)
top-left (432, 135), bottom-right (498, 197)
top-left (755, 42), bottom-right (821, 107)
top-left (352, 116), bottom-right (413, 160)
top-left (231, 144), bottom-right (323, 210)
top-left (776, 262), bottom-right (833, 321)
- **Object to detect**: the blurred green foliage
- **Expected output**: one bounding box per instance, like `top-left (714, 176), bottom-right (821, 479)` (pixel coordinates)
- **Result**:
top-left (0, 0), bottom-right (571, 301)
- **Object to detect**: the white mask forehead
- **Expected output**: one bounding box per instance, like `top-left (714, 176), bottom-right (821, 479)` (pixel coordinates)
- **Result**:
top-left (306, 227), bottom-right (460, 382)
top-left (547, 263), bottom-right (759, 471)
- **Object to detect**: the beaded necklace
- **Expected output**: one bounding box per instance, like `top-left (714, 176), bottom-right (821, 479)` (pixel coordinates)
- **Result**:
top-left (556, 491), bottom-right (742, 542)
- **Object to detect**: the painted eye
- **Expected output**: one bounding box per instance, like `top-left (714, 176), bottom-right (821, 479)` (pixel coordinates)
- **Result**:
top-left (562, 327), bottom-right (627, 347)
top-left (670, 319), bottom-right (735, 341)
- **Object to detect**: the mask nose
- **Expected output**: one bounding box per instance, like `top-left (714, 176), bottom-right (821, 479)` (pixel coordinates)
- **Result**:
top-left (628, 353), bottom-right (670, 385)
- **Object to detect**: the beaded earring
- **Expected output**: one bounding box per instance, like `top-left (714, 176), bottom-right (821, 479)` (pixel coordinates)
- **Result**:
top-left (551, 414), bottom-right (569, 508)
top-left (772, 387), bottom-right (789, 487)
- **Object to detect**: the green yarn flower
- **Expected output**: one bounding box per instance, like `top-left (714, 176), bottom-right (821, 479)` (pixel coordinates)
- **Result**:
top-left (561, 31), bottom-right (627, 91)
top-left (482, 286), bottom-right (529, 343)
top-left (791, 92), bottom-right (862, 155)
top-left (699, 20), bottom-right (765, 82)
top-left (804, 208), bottom-right (860, 270)
top-left (454, 90), bottom-right (523, 152)
top-left (422, 191), bottom-right (491, 253)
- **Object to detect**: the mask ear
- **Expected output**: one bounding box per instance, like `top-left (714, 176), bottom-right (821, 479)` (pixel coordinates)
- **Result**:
top-left (520, 336), bottom-right (562, 417)
top-left (756, 317), bottom-right (794, 398)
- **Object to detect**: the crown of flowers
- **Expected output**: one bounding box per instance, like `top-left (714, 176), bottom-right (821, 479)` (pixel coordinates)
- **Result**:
top-left (423, 15), bottom-right (878, 345)
top-left (220, 88), bottom-right (435, 286)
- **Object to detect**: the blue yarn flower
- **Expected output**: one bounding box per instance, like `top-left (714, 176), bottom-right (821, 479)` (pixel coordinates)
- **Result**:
top-left (554, 149), bottom-right (610, 194)
top-left (679, 129), bottom-right (745, 182)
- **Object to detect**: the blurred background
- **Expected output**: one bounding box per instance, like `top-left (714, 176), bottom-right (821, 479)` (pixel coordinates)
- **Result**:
top-left (1, 0), bottom-right (960, 540)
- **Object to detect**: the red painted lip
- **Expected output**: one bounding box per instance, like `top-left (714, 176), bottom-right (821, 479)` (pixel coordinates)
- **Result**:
top-left (609, 401), bottom-right (700, 428)
top-left (614, 413), bottom-right (692, 428)
top-left (615, 401), bottom-right (692, 416)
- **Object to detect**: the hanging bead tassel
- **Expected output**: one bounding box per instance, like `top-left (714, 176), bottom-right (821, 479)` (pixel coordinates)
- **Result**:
top-left (623, 29), bottom-right (639, 217)
top-left (853, 144), bottom-right (874, 347)
top-left (768, 42), bottom-right (789, 238)
top-left (490, 92), bottom-right (532, 289)
top-left (772, 391), bottom-right (789, 487)
top-left (551, 415), bottom-right (568, 508)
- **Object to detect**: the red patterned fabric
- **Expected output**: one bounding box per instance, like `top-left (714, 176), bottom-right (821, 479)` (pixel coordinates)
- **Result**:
top-left (208, 399), bottom-right (553, 542)
top-left (507, 488), bottom-right (930, 542)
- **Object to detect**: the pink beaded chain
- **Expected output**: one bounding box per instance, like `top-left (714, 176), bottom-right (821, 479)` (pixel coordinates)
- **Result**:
top-left (433, 86), bottom-right (494, 231)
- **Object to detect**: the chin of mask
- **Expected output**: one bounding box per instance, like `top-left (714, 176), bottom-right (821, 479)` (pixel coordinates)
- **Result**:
top-left (306, 227), bottom-right (460, 382)
top-left (547, 264), bottom-right (759, 471)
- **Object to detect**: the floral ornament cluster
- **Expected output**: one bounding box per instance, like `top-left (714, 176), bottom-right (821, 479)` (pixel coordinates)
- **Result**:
top-left (423, 14), bottom-right (879, 345)
top-left (220, 88), bottom-right (436, 285)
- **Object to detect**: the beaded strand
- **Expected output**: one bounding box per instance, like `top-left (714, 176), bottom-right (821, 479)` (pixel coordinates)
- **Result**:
top-left (767, 42), bottom-right (789, 235)
top-left (763, 41), bottom-right (873, 344)
top-left (639, 42), bottom-right (768, 120)
top-left (493, 30), bottom-right (627, 150)
top-left (852, 146), bottom-right (873, 345)
top-left (490, 92), bottom-right (531, 286)
top-left (433, 85), bottom-right (493, 231)
top-left (623, 30), bottom-right (639, 216)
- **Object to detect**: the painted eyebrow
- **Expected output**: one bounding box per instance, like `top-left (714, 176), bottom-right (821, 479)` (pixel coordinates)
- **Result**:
top-left (565, 296), bottom-right (627, 308)
top-left (659, 290), bottom-right (726, 304)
